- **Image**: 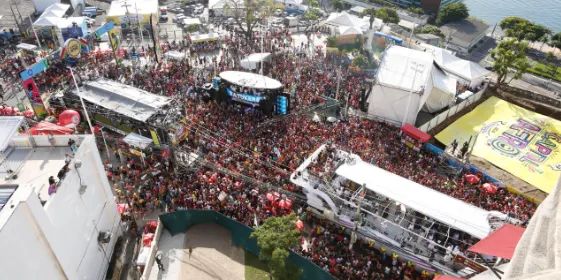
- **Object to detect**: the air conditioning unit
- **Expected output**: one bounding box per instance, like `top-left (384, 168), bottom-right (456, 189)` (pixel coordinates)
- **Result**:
top-left (98, 231), bottom-right (112, 244)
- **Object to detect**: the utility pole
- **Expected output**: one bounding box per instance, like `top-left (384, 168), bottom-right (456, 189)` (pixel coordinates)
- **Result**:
top-left (350, 186), bottom-right (365, 250)
top-left (68, 67), bottom-right (94, 133)
top-left (9, 5), bottom-right (23, 35)
top-left (28, 12), bottom-right (42, 50)
top-left (134, 2), bottom-right (144, 46)
top-left (335, 66), bottom-right (342, 101)
top-left (122, 2), bottom-right (136, 46)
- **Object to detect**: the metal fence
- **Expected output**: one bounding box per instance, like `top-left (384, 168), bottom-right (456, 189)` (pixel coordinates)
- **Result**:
top-left (418, 84), bottom-right (489, 133)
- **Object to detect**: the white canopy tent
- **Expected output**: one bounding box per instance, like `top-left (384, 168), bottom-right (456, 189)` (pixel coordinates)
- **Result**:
top-left (336, 154), bottom-right (506, 239)
top-left (219, 71), bottom-right (283, 90)
top-left (430, 47), bottom-right (490, 88)
top-left (367, 46), bottom-right (434, 125)
top-left (32, 4), bottom-right (70, 27)
top-left (323, 12), bottom-right (374, 32)
top-left (240, 53), bottom-right (272, 70)
top-left (189, 33), bottom-right (220, 43)
top-left (182, 18), bottom-right (201, 26)
top-left (422, 68), bottom-right (457, 113)
top-left (123, 133), bottom-right (153, 149)
top-left (338, 26), bottom-right (363, 35)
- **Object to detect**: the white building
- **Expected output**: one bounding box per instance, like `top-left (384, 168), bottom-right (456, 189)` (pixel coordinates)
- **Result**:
top-left (367, 46), bottom-right (457, 125)
top-left (0, 117), bottom-right (121, 280)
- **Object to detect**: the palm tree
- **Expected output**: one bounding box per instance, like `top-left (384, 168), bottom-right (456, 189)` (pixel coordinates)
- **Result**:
top-left (360, 8), bottom-right (377, 30)
top-left (539, 35), bottom-right (549, 52)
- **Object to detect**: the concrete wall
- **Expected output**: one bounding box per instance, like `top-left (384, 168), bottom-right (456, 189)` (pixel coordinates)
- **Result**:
top-left (0, 136), bottom-right (121, 280)
top-left (0, 200), bottom-right (66, 280)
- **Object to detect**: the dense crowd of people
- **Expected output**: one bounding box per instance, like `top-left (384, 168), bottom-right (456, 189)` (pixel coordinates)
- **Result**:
top-left (1, 26), bottom-right (540, 280)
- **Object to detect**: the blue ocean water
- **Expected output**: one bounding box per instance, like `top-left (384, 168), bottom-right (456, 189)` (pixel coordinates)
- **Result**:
top-left (465, 0), bottom-right (561, 33)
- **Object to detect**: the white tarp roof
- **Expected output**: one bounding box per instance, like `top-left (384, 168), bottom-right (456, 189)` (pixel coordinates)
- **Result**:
top-left (163, 51), bottom-right (186, 60)
top-left (336, 154), bottom-right (500, 239)
top-left (219, 71), bottom-right (283, 90)
top-left (240, 53), bottom-right (271, 70)
top-left (0, 117), bottom-right (24, 152)
top-left (16, 43), bottom-right (38, 51)
top-left (123, 133), bottom-right (152, 149)
top-left (33, 3), bottom-right (70, 27)
top-left (209, 0), bottom-right (244, 9)
top-left (77, 78), bottom-right (172, 122)
top-left (107, 0), bottom-right (159, 17)
top-left (423, 67), bottom-right (457, 113)
top-left (503, 176), bottom-right (561, 280)
top-left (325, 12), bottom-right (370, 30)
top-left (376, 46), bottom-right (433, 92)
top-left (182, 17), bottom-right (201, 26)
top-left (190, 33), bottom-right (220, 42)
top-left (431, 47), bottom-right (490, 82)
top-left (56, 16), bottom-right (87, 29)
top-left (338, 26), bottom-right (363, 35)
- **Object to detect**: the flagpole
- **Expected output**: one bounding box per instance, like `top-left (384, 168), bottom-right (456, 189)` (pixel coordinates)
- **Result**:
top-left (28, 12), bottom-right (43, 52)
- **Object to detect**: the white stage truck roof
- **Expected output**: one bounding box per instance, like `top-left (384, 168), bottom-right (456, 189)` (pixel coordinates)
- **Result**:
top-left (336, 154), bottom-right (504, 239)
top-left (77, 78), bottom-right (172, 122)
top-left (219, 71), bottom-right (283, 90)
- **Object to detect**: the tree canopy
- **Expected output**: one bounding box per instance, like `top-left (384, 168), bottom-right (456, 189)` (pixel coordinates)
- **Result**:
top-left (490, 38), bottom-right (531, 87)
top-left (407, 7), bottom-right (424, 15)
top-left (332, 0), bottom-right (344, 12)
top-left (376, 8), bottom-right (399, 25)
top-left (360, 8), bottom-right (377, 29)
top-left (436, 3), bottom-right (469, 26)
top-left (352, 55), bottom-right (369, 68)
top-left (250, 213), bottom-right (302, 280)
top-left (552, 32), bottom-right (561, 50)
top-left (223, 0), bottom-right (282, 40)
top-left (418, 25), bottom-right (445, 38)
top-left (499, 17), bottom-right (551, 42)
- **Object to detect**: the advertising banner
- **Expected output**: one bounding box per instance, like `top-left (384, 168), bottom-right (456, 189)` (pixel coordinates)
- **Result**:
top-left (108, 29), bottom-right (121, 53)
top-left (150, 14), bottom-right (162, 64)
top-left (20, 58), bottom-right (49, 81)
top-left (436, 97), bottom-right (561, 193)
top-left (226, 88), bottom-right (265, 105)
top-left (22, 78), bottom-right (47, 117)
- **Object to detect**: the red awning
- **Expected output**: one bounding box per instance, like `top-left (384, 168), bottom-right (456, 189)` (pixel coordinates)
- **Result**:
top-left (401, 123), bottom-right (431, 143)
top-left (468, 224), bottom-right (525, 260)
top-left (27, 121), bottom-right (74, 136)
top-left (434, 276), bottom-right (464, 280)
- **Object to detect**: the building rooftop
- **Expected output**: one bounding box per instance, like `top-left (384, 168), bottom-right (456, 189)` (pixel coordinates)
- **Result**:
top-left (0, 146), bottom-right (75, 201)
top-left (440, 18), bottom-right (490, 48)
top-left (77, 78), bottom-right (172, 122)
top-left (416, 33), bottom-right (442, 40)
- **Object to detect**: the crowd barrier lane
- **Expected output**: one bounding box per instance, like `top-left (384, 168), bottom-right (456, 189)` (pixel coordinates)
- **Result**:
top-left (158, 210), bottom-right (336, 280)
top-left (423, 143), bottom-right (544, 203)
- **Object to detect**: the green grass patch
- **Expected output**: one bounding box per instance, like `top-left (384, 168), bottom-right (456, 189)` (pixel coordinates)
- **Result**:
top-left (245, 251), bottom-right (270, 280)
top-left (528, 62), bottom-right (561, 82)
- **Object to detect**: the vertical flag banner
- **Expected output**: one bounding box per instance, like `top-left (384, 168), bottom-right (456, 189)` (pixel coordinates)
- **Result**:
top-left (108, 28), bottom-right (121, 65)
top-left (95, 21), bottom-right (115, 38)
top-left (22, 78), bottom-right (47, 117)
top-left (150, 14), bottom-right (162, 64)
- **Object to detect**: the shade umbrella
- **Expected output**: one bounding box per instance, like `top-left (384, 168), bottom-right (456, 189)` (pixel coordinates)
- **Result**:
top-left (278, 198), bottom-right (292, 209)
top-left (482, 183), bottom-right (498, 194)
top-left (296, 220), bottom-right (304, 231)
top-left (266, 191), bottom-right (280, 202)
top-left (465, 174), bottom-right (480, 184)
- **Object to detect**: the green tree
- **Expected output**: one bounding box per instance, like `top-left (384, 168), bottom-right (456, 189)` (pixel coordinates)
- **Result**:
top-left (360, 8), bottom-right (377, 29)
top-left (436, 3), bottom-right (469, 25)
top-left (326, 35), bottom-right (338, 47)
top-left (186, 24), bottom-right (199, 33)
top-left (407, 7), bottom-right (424, 15)
top-left (332, 0), bottom-right (344, 12)
top-left (499, 17), bottom-right (551, 42)
top-left (352, 55), bottom-right (369, 68)
top-left (223, 0), bottom-right (282, 40)
top-left (418, 25), bottom-right (445, 38)
top-left (539, 35), bottom-right (549, 52)
top-left (303, 0), bottom-right (321, 31)
top-left (551, 32), bottom-right (561, 50)
top-left (250, 213), bottom-right (302, 280)
top-left (490, 38), bottom-right (531, 88)
top-left (376, 8), bottom-right (399, 25)
top-left (545, 51), bottom-right (558, 77)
